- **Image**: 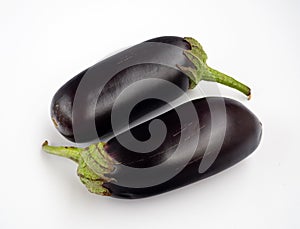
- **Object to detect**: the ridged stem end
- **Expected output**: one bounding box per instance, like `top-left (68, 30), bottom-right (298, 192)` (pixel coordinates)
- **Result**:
top-left (42, 141), bottom-right (116, 196)
top-left (177, 37), bottom-right (251, 98)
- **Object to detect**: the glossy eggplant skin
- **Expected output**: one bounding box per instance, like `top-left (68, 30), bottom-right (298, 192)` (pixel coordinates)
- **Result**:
top-left (51, 36), bottom-right (192, 142)
top-left (102, 97), bottom-right (262, 199)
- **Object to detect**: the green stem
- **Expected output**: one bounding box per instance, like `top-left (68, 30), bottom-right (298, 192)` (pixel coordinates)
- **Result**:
top-left (177, 37), bottom-right (251, 99)
top-left (42, 141), bottom-right (83, 162)
top-left (206, 67), bottom-right (251, 98)
top-left (42, 141), bottom-right (116, 196)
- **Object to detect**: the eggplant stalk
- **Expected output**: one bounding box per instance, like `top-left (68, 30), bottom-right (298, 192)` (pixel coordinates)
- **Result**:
top-left (178, 37), bottom-right (251, 98)
top-left (42, 141), bottom-right (115, 196)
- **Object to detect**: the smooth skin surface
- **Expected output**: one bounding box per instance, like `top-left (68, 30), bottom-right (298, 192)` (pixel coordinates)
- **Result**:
top-left (44, 97), bottom-right (262, 198)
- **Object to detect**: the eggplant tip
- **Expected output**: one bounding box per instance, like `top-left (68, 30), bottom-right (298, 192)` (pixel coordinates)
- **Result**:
top-left (51, 117), bottom-right (58, 128)
top-left (42, 140), bottom-right (48, 147)
top-left (247, 93), bottom-right (252, 100)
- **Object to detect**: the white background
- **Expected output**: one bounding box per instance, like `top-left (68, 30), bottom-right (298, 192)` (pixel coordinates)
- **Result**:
top-left (0, 0), bottom-right (299, 228)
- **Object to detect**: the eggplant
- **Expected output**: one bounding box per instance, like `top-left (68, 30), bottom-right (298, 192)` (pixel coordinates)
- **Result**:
top-left (43, 97), bottom-right (262, 199)
top-left (51, 36), bottom-right (251, 143)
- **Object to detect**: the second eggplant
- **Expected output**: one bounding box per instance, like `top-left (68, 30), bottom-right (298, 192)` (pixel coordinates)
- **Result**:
top-left (43, 97), bottom-right (262, 199)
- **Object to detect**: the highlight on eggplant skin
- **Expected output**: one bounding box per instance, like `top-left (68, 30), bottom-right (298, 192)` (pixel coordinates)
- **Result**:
top-left (50, 36), bottom-right (251, 143)
top-left (43, 97), bottom-right (262, 199)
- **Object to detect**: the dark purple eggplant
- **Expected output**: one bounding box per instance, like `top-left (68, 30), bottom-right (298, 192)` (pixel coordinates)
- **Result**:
top-left (43, 97), bottom-right (262, 199)
top-left (51, 36), bottom-right (251, 143)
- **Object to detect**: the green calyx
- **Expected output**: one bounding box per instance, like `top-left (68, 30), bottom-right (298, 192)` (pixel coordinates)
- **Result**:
top-left (42, 141), bottom-right (116, 196)
top-left (177, 37), bottom-right (251, 98)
